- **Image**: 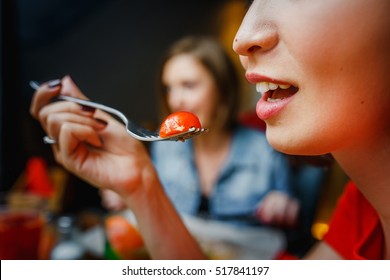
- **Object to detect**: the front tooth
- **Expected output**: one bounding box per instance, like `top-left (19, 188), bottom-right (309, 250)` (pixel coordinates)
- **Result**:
top-left (279, 84), bottom-right (291, 89)
top-left (269, 82), bottom-right (278, 90)
top-left (256, 82), bottom-right (270, 94)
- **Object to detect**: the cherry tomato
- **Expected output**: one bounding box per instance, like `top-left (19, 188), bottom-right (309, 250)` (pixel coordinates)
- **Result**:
top-left (159, 111), bottom-right (201, 138)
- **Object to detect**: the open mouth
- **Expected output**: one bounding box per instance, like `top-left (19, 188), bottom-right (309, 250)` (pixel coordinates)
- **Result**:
top-left (256, 82), bottom-right (298, 102)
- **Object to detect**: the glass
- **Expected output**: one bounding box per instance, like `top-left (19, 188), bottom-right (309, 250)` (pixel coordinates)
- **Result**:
top-left (0, 193), bottom-right (46, 259)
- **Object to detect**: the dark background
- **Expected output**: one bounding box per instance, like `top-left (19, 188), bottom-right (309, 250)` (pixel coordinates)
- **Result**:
top-left (0, 0), bottom-right (246, 212)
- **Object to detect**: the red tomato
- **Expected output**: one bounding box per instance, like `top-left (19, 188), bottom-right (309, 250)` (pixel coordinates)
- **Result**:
top-left (159, 111), bottom-right (202, 138)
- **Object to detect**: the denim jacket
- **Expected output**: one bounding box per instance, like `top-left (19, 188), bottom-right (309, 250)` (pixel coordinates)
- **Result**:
top-left (150, 125), bottom-right (292, 225)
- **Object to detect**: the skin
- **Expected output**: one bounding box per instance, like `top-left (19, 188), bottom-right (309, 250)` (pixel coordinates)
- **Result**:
top-left (30, 0), bottom-right (390, 259)
top-left (233, 0), bottom-right (390, 259)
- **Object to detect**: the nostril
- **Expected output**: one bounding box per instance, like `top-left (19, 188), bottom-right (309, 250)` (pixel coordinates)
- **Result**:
top-left (233, 38), bottom-right (260, 56)
top-left (248, 45), bottom-right (261, 53)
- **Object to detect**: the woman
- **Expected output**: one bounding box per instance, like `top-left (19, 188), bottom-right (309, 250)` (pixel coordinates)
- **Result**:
top-left (30, 0), bottom-right (390, 259)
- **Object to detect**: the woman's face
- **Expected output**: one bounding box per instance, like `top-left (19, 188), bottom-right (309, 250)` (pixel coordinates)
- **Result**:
top-left (162, 54), bottom-right (219, 128)
top-left (233, 0), bottom-right (390, 155)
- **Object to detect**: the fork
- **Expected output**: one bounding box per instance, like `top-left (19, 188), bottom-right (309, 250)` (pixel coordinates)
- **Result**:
top-left (29, 81), bottom-right (207, 142)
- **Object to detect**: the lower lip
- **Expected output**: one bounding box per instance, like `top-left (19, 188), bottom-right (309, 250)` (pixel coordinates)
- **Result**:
top-left (256, 93), bottom-right (294, 120)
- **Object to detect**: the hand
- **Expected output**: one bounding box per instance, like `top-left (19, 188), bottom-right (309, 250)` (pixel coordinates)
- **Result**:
top-left (30, 76), bottom-right (158, 204)
top-left (255, 191), bottom-right (300, 227)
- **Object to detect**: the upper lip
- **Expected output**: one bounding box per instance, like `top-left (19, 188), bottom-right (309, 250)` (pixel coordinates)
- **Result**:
top-left (245, 72), bottom-right (293, 86)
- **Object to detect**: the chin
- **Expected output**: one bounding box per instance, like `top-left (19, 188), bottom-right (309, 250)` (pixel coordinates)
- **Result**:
top-left (267, 138), bottom-right (298, 155)
top-left (265, 129), bottom-right (324, 156)
top-left (265, 129), bottom-right (290, 153)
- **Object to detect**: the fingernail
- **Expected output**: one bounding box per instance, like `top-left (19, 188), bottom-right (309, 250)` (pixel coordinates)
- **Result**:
top-left (95, 118), bottom-right (108, 126)
top-left (48, 79), bottom-right (62, 88)
top-left (81, 105), bottom-right (95, 113)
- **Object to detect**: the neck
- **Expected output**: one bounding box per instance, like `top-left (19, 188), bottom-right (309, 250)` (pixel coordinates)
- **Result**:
top-left (333, 133), bottom-right (390, 259)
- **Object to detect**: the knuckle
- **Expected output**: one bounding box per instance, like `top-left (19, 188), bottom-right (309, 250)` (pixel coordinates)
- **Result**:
top-left (37, 109), bottom-right (48, 123)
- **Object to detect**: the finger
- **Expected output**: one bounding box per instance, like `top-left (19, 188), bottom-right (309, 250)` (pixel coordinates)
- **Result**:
top-left (51, 76), bottom-right (117, 124)
top-left (45, 112), bottom-right (107, 140)
top-left (284, 199), bottom-right (300, 227)
top-left (30, 81), bottom-right (62, 119)
top-left (273, 199), bottom-right (291, 225)
top-left (56, 122), bottom-right (103, 171)
top-left (255, 200), bottom-right (273, 224)
top-left (38, 101), bottom-right (97, 129)
top-left (61, 121), bottom-right (103, 149)
top-left (263, 204), bottom-right (283, 225)
top-left (269, 197), bottom-right (298, 227)
top-left (257, 194), bottom-right (286, 225)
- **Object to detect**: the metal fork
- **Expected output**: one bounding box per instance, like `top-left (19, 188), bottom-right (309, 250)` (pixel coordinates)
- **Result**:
top-left (30, 81), bottom-right (207, 142)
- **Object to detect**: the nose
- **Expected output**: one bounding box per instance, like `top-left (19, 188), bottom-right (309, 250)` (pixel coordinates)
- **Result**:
top-left (233, 4), bottom-right (279, 57)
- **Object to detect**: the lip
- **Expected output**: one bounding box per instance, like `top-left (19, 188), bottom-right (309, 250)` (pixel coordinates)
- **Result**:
top-left (256, 92), bottom-right (294, 120)
top-left (245, 73), bottom-right (290, 85)
top-left (245, 72), bottom-right (297, 120)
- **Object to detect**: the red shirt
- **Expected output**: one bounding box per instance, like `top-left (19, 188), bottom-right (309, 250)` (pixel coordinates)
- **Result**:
top-left (324, 181), bottom-right (384, 259)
